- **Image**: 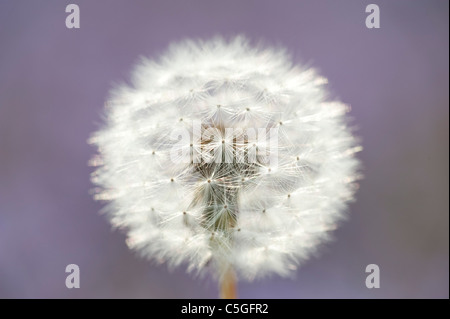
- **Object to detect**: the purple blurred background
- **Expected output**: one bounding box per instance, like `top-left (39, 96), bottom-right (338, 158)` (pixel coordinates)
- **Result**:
top-left (0, 0), bottom-right (448, 298)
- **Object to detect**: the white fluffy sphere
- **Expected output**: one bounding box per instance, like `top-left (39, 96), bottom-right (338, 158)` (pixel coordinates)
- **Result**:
top-left (90, 36), bottom-right (361, 281)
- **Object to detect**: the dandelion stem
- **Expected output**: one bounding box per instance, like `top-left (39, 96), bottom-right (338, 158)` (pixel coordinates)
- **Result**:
top-left (220, 267), bottom-right (237, 299)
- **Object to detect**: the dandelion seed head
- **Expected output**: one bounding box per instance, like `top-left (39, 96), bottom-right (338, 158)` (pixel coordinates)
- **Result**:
top-left (90, 36), bottom-right (361, 281)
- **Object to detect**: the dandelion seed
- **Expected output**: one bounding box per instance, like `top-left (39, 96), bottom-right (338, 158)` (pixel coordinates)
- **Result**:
top-left (90, 36), bottom-right (361, 298)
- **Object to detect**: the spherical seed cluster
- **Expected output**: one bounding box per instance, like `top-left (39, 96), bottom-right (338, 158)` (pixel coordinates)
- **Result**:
top-left (89, 37), bottom-right (361, 281)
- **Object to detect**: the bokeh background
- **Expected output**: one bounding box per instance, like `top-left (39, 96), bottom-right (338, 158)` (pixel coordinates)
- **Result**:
top-left (0, 0), bottom-right (448, 298)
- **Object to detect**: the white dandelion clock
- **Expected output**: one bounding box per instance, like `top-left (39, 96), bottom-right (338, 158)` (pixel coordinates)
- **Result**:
top-left (89, 36), bottom-right (361, 298)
